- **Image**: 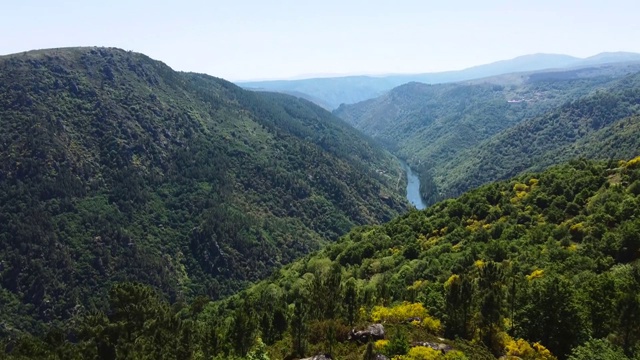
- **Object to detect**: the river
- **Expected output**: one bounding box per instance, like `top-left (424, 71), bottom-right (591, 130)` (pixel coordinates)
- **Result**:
top-left (400, 160), bottom-right (426, 210)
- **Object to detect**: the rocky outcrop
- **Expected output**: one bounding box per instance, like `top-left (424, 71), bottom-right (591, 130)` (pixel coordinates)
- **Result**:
top-left (412, 341), bottom-right (453, 354)
top-left (300, 354), bottom-right (332, 360)
top-left (348, 323), bottom-right (385, 342)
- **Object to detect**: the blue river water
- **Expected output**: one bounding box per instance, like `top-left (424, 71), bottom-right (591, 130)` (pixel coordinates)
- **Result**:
top-left (400, 160), bottom-right (426, 210)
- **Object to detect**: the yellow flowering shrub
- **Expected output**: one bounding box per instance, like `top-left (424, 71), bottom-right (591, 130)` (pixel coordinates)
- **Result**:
top-left (505, 337), bottom-right (537, 358)
top-left (407, 280), bottom-right (425, 291)
top-left (502, 332), bottom-right (557, 360)
top-left (512, 182), bottom-right (531, 203)
top-left (465, 220), bottom-right (482, 232)
top-left (625, 156), bottom-right (640, 168)
top-left (532, 342), bottom-right (555, 359)
top-left (394, 346), bottom-right (440, 360)
top-left (392, 348), bottom-right (468, 360)
top-left (370, 302), bottom-right (441, 333)
top-left (421, 316), bottom-right (442, 332)
top-left (444, 274), bottom-right (459, 288)
top-left (526, 269), bottom-right (544, 281)
top-left (375, 339), bottom-right (389, 350)
top-left (514, 183), bottom-right (530, 192)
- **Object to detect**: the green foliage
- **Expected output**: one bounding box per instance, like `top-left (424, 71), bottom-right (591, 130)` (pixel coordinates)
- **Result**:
top-left (384, 329), bottom-right (410, 357)
top-left (442, 85), bottom-right (640, 201)
top-left (246, 338), bottom-right (271, 360)
top-left (6, 159), bottom-right (640, 359)
top-left (567, 338), bottom-right (629, 360)
top-left (0, 47), bottom-right (407, 334)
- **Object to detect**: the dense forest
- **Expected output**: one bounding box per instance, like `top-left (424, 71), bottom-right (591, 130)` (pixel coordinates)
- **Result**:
top-left (334, 63), bottom-right (640, 205)
top-left (4, 158), bottom-right (640, 359)
top-left (440, 74), bottom-right (640, 199)
top-left (0, 47), bottom-right (408, 335)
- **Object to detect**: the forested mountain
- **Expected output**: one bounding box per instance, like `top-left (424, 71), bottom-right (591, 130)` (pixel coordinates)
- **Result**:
top-left (0, 47), bottom-right (408, 334)
top-left (239, 52), bottom-right (640, 109)
top-left (440, 74), bottom-right (640, 198)
top-left (6, 158), bottom-right (640, 360)
top-left (335, 63), bottom-right (640, 204)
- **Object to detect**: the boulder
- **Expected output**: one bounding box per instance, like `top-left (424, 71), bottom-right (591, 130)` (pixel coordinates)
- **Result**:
top-left (300, 354), bottom-right (332, 360)
top-left (412, 341), bottom-right (453, 354)
top-left (348, 323), bottom-right (385, 342)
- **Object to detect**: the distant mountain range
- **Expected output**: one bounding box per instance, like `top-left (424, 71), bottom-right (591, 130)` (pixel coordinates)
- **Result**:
top-left (238, 52), bottom-right (640, 109)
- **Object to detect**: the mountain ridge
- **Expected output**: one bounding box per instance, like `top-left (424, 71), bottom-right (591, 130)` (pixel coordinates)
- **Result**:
top-left (238, 52), bottom-right (640, 109)
top-left (0, 46), bottom-right (408, 333)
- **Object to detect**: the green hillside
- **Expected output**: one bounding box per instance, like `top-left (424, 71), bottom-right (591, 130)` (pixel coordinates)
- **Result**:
top-left (5, 158), bottom-right (640, 359)
top-left (0, 47), bottom-right (408, 333)
top-left (334, 64), bottom-right (640, 204)
top-left (441, 73), bottom-right (640, 199)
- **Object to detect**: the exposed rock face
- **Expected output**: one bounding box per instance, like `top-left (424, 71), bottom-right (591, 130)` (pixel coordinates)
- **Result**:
top-left (348, 323), bottom-right (385, 342)
top-left (412, 341), bottom-right (454, 354)
top-left (374, 354), bottom-right (390, 360)
top-left (300, 354), bottom-right (332, 360)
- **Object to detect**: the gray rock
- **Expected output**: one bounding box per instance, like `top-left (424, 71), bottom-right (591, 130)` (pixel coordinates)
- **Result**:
top-left (300, 355), bottom-right (332, 360)
top-left (348, 323), bottom-right (385, 342)
top-left (412, 341), bottom-right (454, 354)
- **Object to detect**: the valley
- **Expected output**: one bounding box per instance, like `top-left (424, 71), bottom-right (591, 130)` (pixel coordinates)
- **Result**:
top-left (335, 62), bottom-right (640, 205)
top-left (1, 46), bottom-right (640, 360)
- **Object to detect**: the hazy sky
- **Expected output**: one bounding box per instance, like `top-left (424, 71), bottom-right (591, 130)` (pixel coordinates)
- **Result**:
top-left (1, 0), bottom-right (639, 81)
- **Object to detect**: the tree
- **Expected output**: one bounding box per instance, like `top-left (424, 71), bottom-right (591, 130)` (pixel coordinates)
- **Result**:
top-left (568, 339), bottom-right (628, 360)
top-left (445, 275), bottom-right (474, 339)
top-left (384, 329), bottom-right (409, 357)
top-left (291, 298), bottom-right (308, 358)
top-left (517, 276), bottom-right (585, 359)
top-left (477, 262), bottom-right (505, 355)
top-left (618, 266), bottom-right (640, 355)
top-left (247, 337), bottom-right (271, 360)
top-left (343, 277), bottom-right (359, 326)
top-left (230, 298), bottom-right (258, 357)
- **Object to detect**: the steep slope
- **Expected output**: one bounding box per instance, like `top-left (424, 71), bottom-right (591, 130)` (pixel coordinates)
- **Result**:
top-left (0, 47), bottom-right (408, 332)
top-left (441, 72), bottom-right (640, 198)
top-left (7, 159), bottom-right (640, 360)
top-left (335, 63), bottom-right (640, 204)
top-left (239, 52), bottom-right (640, 109)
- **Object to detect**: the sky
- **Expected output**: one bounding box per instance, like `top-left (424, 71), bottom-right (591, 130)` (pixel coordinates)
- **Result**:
top-left (1, 0), bottom-right (639, 81)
